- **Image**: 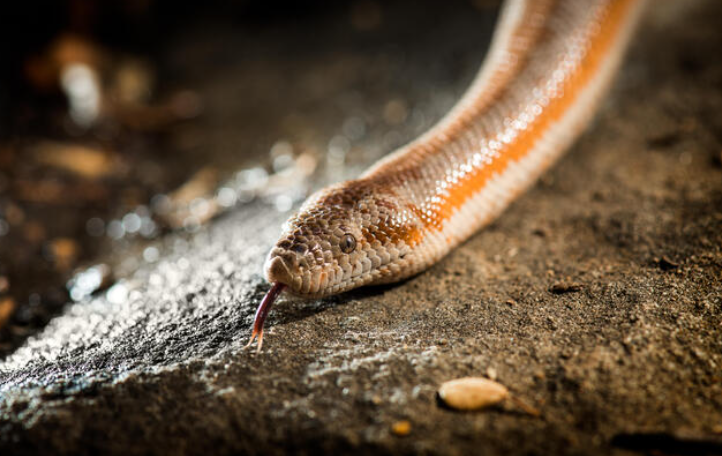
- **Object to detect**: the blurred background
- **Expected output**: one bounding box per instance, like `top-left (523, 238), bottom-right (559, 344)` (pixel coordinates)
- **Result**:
top-left (0, 0), bottom-right (499, 355)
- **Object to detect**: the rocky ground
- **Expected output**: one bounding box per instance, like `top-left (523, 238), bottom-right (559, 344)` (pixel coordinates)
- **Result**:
top-left (1, 1), bottom-right (721, 455)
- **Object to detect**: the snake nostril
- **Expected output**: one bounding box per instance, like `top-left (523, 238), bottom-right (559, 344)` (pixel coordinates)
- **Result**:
top-left (291, 244), bottom-right (307, 254)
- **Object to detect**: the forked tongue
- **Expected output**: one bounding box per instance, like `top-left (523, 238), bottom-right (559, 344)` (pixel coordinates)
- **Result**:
top-left (244, 282), bottom-right (286, 353)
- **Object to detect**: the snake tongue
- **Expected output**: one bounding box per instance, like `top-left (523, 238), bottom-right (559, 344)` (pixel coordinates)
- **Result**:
top-left (244, 282), bottom-right (286, 353)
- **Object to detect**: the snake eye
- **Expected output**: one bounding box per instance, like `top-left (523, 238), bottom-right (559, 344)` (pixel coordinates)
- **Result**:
top-left (339, 233), bottom-right (356, 254)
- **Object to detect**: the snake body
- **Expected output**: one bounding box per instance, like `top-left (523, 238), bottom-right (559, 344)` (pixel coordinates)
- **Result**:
top-left (247, 0), bottom-right (646, 348)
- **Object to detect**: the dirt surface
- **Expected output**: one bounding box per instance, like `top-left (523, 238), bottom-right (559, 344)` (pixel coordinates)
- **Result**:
top-left (1, 1), bottom-right (721, 455)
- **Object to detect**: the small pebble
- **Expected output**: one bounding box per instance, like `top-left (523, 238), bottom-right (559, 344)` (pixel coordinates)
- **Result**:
top-left (438, 377), bottom-right (508, 411)
top-left (390, 420), bottom-right (411, 436)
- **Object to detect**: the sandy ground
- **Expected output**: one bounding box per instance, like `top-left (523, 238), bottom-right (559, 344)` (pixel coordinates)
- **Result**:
top-left (1, 1), bottom-right (721, 455)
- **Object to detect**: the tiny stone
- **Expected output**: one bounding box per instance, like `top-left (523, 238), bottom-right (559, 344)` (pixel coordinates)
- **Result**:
top-left (390, 420), bottom-right (411, 437)
top-left (505, 299), bottom-right (516, 306)
top-left (438, 377), bottom-right (508, 411)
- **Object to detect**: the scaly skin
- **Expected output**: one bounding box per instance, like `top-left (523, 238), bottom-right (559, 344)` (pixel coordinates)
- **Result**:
top-left (247, 0), bottom-right (647, 349)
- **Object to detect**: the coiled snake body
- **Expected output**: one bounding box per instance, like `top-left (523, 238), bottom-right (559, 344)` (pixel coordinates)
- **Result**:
top-left (247, 0), bottom-right (646, 350)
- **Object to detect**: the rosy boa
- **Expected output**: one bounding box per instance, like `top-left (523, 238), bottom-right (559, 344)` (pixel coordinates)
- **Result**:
top-left (246, 0), bottom-right (646, 350)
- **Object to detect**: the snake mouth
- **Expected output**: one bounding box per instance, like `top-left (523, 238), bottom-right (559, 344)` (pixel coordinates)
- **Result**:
top-left (264, 252), bottom-right (320, 294)
top-left (264, 255), bottom-right (295, 287)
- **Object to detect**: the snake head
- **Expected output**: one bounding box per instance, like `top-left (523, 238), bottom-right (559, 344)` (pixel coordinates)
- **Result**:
top-left (264, 179), bottom-right (420, 297)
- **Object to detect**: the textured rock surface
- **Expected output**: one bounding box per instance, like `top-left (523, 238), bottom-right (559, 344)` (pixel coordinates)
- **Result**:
top-left (2, 1), bottom-right (722, 455)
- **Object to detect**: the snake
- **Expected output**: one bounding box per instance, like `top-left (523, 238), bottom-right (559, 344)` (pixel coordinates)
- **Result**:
top-left (246, 0), bottom-right (647, 350)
